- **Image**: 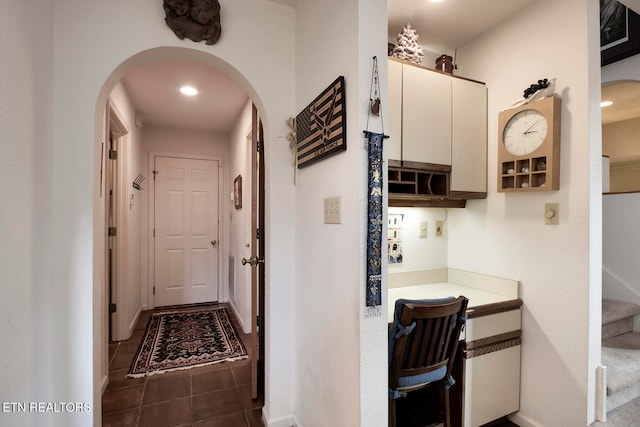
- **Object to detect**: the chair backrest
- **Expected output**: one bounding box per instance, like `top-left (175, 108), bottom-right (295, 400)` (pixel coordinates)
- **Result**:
top-left (389, 296), bottom-right (469, 393)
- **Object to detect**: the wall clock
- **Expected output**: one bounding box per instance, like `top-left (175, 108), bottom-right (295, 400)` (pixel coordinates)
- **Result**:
top-left (497, 96), bottom-right (561, 192)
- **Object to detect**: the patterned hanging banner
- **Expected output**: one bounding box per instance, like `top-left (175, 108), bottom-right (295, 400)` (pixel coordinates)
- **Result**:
top-left (366, 131), bottom-right (384, 307)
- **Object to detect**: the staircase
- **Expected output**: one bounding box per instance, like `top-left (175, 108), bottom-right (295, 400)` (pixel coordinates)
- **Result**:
top-left (602, 298), bottom-right (640, 412)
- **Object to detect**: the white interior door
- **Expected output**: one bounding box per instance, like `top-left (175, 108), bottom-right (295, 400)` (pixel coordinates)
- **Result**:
top-left (154, 156), bottom-right (219, 307)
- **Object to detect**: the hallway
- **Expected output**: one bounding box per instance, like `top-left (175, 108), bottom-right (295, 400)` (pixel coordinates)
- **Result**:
top-left (102, 306), bottom-right (263, 426)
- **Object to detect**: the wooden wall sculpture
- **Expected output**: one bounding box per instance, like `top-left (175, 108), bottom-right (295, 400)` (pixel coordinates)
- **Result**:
top-left (163, 0), bottom-right (222, 45)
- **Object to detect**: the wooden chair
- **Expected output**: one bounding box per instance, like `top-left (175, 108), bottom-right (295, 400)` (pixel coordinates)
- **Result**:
top-left (388, 296), bottom-right (468, 427)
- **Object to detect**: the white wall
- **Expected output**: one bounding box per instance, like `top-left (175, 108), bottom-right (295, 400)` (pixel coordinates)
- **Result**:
top-left (603, 117), bottom-right (640, 192)
top-left (603, 193), bottom-right (640, 305)
top-left (228, 100), bottom-right (254, 333)
top-left (293, 0), bottom-right (387, 425)
top-left (447, 0), bottom-right (601, 425)
top-left (109, 81), bottom-right (144, 341)
top-left (603, 117), bottom-right (640, 162)
top-left (610, 162), bottom-right (640, 192)
top-left (0, 2), bottom-right (55, 426)
top-left (387, 207), bottom-right (448, 272)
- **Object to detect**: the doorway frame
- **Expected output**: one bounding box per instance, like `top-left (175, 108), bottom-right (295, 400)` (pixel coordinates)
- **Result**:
top-left (147, 151), bottom-right (224, 310)
top-left (92, 47), bottom-right (287, 426)
top-left (107, 100), bottom-right (131, 342)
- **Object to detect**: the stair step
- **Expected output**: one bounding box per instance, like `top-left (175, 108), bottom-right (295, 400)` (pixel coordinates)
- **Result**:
top-left (603, 317), bottom-right (634, 341)
top-left (603, 332), bottom-right (640, 411)
top-left (603, 299), bottom-right (640, 325)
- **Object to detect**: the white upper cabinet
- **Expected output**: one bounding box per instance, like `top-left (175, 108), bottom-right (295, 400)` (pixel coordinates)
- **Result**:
top-left (402, 63), bottom-right (452, 165)
top-left (387, 58), bottom-right (487, 198)
top-left (451, 77), bottom-right (487, 195)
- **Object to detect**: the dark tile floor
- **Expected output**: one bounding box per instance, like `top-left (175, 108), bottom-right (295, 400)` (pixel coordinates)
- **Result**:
top-left (102, 305), bottom-right (263, 427)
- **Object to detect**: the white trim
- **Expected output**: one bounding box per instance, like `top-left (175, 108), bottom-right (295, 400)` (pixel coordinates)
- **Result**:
top-left (227, 298), bottom-right (249, 334)
top-left (148, 151), bottom-right (224, 310)
top-left (101, 373), bottom-right (109, 395)
top-left (263, 410), bottom-right (297, 427)
top-left (596, 365), bottom-right (607, 422)
top-left (107, 101), bottom-right (132, 342)
top-left (128, 305), bottom-right (143, 337)
top-left (108, 98), bottom-right (131, 133)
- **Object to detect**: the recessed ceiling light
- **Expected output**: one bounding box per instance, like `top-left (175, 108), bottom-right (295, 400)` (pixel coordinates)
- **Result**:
top-left (601, 100), bottom-right (613, 107)
top-left (180, 86), bottom-right (198, 96)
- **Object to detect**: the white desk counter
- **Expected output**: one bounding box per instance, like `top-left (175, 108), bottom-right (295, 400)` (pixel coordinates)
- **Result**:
top-left (388, 269), bottom-right (522, 427)
top-left (388, 282), bottom-right (515, 324)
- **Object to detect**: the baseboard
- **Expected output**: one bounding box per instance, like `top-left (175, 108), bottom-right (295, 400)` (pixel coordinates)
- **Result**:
top-left (263, 406), bottom-right (296, 427)
top-left (128, 305), bottom-right (143, 336)
top-left (101, 373), bottom-right (109, 394)
top-left (508, 412), bottom-right (545, 427)
top-left (228, 299), bottom-right (250, 334)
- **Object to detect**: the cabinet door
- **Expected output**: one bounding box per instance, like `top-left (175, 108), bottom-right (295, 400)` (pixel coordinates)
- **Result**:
top-left (451, 78), bottom-right (487, 195)
top-left (464, 345), bottom-right (520, 427)
top-left (402, 65), bottom-right (452, 165)
top-left (387, 59), bottom-right (403, 161)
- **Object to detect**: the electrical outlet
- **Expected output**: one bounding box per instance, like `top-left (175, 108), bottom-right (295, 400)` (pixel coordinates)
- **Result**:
top-left (435, 220), bottom-right (443, 237)
top-left (419, 221), bottom-right (427, 238)
top-left (324, 196), bottom-right (341, 224)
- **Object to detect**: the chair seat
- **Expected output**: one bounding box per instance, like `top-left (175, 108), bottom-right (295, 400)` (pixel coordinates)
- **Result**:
top-left (396, 365), bottom-right (447, 391)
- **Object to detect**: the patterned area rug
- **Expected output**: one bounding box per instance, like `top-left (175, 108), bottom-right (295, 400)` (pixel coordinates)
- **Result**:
top-left (128, 306), bottom-right (248, 378)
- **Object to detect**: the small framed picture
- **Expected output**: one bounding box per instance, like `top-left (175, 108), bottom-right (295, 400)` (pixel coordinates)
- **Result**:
top-left (234, 175), bottom-right (242, 209)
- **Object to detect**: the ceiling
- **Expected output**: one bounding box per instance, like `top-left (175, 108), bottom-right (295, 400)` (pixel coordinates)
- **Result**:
top-left (602, 81), bottom-right (640, 125)
top-left (122, 60), bottom-right (248, 133)
top-left (387, 0), bottom-right (536, 55)
top-left (120, 0), bottom-right (639, 133)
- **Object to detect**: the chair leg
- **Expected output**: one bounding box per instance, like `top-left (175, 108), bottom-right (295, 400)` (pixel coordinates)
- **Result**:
top-left (389, 398), bottom-right (396, 427)
top-left (443, 387), bottom-right (451, 427)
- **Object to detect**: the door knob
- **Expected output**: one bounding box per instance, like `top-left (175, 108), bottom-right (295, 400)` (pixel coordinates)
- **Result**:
top-left (241, 256), bottom-right (264, 267)
top-left (211, 240), bottom-right (217, 247)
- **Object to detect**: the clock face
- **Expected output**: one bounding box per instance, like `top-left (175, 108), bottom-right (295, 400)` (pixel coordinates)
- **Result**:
top-left (503, 109), bottom-right (548, 155)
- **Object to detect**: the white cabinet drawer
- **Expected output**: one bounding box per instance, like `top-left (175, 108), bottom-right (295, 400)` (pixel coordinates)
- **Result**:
top-left (465, 309), bottom-right (521, 342)
top-left (463, 345), bottom-right (521, 427)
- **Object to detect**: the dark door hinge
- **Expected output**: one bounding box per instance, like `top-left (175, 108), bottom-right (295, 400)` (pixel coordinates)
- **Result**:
top-left (109, 150), bottom-right (118, 160)
top-left (153, 286), bottom-right (156, 296)
top-left (257, 141), bottom-right (263, 152)
top-left (256, 228), bottom-right (261, 240)
top-left (108, 227), bottom-right (117, 237)
top-left (109, 303), bottom-right (117, 313)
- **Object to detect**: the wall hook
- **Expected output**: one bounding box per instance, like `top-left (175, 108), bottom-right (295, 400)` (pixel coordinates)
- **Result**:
top-left (133, 174), bottom-right (145, 190)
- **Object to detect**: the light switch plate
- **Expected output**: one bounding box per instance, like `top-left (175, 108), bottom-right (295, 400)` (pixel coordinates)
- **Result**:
top-left (324, 196), bottom-right (341, 224)
top-left (545, 203), bottom-right (559, 225)
top-left (419, 221), bottom-right (428, 238)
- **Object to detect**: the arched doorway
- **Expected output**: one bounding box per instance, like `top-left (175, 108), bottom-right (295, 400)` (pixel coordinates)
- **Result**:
top-left (95, 47), bottom-right (266, 424)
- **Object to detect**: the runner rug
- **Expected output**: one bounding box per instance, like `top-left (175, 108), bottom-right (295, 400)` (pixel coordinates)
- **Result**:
top-left (127, 306), bottom-right (248, 378)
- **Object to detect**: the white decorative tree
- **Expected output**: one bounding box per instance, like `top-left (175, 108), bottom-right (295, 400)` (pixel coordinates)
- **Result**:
top-left (392, 24), bottom-right (424, 64)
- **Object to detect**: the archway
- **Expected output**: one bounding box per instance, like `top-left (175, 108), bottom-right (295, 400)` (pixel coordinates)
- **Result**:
top-left (94, 46), bottom-right (268, 422)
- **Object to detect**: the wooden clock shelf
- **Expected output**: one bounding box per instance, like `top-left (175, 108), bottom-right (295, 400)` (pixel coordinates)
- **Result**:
top-left (497, 96), bottom-right (561, 193)
top-left (500, 156), bottom-right (550, 191)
